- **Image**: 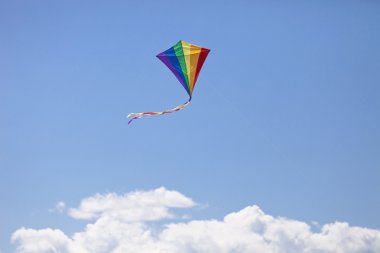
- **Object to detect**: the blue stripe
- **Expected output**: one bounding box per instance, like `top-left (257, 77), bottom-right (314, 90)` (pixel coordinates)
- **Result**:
top-left (162, 47), bottom-right (190, 96)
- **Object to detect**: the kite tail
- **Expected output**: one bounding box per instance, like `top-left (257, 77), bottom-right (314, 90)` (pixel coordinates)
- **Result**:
top-left (127, 97), bottom-right (192, 124)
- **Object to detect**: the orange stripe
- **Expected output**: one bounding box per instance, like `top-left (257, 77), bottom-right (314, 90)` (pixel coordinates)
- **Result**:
top-left (189, 44), bottom-right (202, 95)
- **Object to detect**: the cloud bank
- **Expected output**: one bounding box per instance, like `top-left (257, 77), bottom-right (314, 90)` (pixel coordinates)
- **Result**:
top-left (12, 187), bottom-right (380, 253)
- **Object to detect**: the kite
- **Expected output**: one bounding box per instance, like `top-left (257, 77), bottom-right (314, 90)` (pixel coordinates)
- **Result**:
top-left (128, 40), bottom-right (210, 124)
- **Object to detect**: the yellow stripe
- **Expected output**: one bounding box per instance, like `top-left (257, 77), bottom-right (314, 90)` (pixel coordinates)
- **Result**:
top-left (181, 41), bottom-right (192, 95)
top-left (179, 41), bottom-right (203, 95)
top-left (189, 44), bottom-right (202, 94)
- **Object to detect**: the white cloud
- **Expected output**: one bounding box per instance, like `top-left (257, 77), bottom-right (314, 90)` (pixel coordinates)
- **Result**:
top-left (12, 228), bottom-right (76, 253)
top-left (48, 201), bottom-right (66, 214)
top-left (68, 187), bottom-right (195, 221)
top-left (12, 187), bottom-right (380, 253)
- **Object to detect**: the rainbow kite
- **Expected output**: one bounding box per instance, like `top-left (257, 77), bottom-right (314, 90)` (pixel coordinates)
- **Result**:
top-left (128, 40), bottom-right (210, 124)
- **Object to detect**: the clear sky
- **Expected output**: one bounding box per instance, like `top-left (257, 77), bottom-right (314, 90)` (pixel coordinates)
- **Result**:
top-left (1, 1), bottom-right (380, 252)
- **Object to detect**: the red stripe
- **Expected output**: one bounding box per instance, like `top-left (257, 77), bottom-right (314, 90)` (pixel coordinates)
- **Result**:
top-left (193, 48), bottom-right (210, 90)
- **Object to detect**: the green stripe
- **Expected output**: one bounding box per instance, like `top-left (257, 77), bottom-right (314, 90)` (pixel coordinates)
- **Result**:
top-left (173, 41), bottom-right (190, 93)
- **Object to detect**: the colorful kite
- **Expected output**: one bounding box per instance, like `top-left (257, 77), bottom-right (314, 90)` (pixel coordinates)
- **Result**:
top-left (128, 40), bottom-right (210, 124)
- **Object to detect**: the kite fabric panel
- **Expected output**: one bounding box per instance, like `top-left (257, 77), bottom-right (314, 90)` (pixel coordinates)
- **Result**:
top-left (128, 40), bottom-right (210, 124)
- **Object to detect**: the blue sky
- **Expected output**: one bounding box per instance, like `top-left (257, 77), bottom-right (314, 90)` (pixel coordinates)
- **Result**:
top-left (1, 1), bottom-right (380, 252)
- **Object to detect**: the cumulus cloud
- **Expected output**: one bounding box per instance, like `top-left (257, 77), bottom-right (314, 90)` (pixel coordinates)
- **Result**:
top-left (68, 187), bottom-right (195, 221)
top-left (12, 228), bottom-right (74, 253)
top-left (12, 187), bottom-right (380, 253)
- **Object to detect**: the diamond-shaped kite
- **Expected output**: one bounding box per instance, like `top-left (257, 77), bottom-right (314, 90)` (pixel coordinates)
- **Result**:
top-left (128, 40), bottom-right (210, 124)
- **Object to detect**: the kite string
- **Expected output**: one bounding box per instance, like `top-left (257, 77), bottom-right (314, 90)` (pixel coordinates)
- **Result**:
top-left (127, 97), bottom-right (192, 124)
